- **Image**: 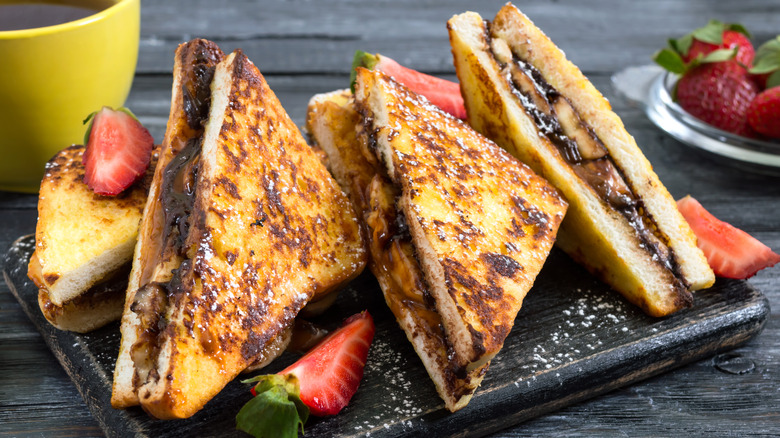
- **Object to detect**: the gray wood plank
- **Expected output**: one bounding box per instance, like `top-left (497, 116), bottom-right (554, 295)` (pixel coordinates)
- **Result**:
top-left (135, 0), bottom-right (780, 75)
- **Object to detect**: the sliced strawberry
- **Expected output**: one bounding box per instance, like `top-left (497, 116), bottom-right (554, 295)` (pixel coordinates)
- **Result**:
top-left (281, 311), bottom-right (374, 416)
top-left (82, 106), bottom-right (154, 196)
top-left (237, 311), bottom-right (375, 438)
top-left (677, 196), bottom-right (780, 279)
top-left (351, 51), bottom-right (467, 119)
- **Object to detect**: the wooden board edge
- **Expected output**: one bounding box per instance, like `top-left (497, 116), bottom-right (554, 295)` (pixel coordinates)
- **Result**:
top-left (2, 235), bottom-right (151, 438)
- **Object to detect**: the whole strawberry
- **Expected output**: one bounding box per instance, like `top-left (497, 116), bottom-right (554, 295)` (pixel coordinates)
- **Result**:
top-left (654, 21), bottom-right (759, 137)
top-left (680, 21), bottom-right (754, 66)
top-left (747, 87), bottom-right (780, 138)
top-left (675, 61), bottom-right (759, 137)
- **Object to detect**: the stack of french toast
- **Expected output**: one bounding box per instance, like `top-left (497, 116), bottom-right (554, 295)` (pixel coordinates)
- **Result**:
top-left (27, 2), bottom-right (714, 420)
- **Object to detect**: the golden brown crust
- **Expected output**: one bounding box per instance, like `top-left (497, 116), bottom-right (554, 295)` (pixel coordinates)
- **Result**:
top-left (354, 67), bottom-right (567, 369)
top-left (133, 50), bottom-right (366, 419)
top-left (29, 143), bottom-right (156, 331)
top-left (448, 5), bottom-right (714, 317)
top-left (112, 39), bottom-right (225, 409)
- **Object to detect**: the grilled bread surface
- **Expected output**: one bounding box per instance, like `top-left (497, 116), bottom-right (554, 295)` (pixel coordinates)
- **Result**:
top-left (354, 68), bottom-right (567, 371)
top-left (128, 50), bottom-right (365, 419)
top-left (112, 39), bottom-right (225, 409)
top-left (28, 144), bottom-right (154, 331)
top-left (448, 4), bottom-right (714, 317)
top-left (307, 91), bottom-right (487, 411)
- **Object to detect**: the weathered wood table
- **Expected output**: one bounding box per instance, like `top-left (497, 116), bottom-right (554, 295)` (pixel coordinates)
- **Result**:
top-left (1, 0), bottom-right (779, 436)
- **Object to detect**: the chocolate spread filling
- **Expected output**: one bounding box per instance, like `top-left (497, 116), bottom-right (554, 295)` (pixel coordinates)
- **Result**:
top-left (356, 110), bottom-right (471, 387)
top-left (131, 140), bottom-right (202, 390)
top-left (486, 29), bottom-right (687, 292)
top-left (363, 176), bottom-right (464, 382)
top-left (161, 137), bottom-right (202, 254)
top-left (130, 58), bottom-right (214, 391)
top-left (182, 50), bottom-right (221, 129)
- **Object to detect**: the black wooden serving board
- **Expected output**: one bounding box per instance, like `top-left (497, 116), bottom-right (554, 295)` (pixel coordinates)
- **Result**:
top-left (4, 234), bottom-right (769, 437)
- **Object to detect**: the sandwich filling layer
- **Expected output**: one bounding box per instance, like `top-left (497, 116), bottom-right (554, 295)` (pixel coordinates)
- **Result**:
top-left (307, 92), bottom-right (486, 410)
top-left (128, 47), bottom-right (216, 391)
top-left (130, 137), bottom-right (202, 388)
top-left (352, 111), bottom-right (473, 380)
top-left (33, 254), bottom-right (128, 330)
top-left (354, 114), bottom-right (448, 351)
top-left (354, 111), bottom-right (486, 404)
top-left (486, 29), bottom-right (688, 295)
top-left (363, 173), bottom-right (482, 390)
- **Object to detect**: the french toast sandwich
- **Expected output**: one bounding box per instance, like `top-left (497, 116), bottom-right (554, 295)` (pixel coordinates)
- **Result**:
top-left (28, 144), bottom-right (157, 333)
top-left (308, 89), bottom-right (487, 411)
top-left (448, 4), bottom-right (715, 317)
top-left (111, 38), bottom-right (225, 410)
top-left (307, 66), bottom-right (567, 410)
top-left (111, 40), bottom-right (366, 419)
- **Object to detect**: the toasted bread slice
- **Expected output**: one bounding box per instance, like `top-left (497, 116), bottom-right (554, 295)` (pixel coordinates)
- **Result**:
top-left (307, 90), bottom-right (487, 411)
top-left (353, 67), bottom-right (567, 371)
top-left (448, 4), bottom-right (714, 316)
top-left (28, 144), bottom-right (155, 332)
top-left (112, 38), bottom-right (226, 409)
top-left (35, 268), bottom-right (127, 333)
top-left (121, 49), bottom-right (365, 419)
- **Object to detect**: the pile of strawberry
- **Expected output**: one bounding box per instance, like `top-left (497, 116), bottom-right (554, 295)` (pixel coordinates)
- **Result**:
top-left (654, 20), bottom-right (780, 139)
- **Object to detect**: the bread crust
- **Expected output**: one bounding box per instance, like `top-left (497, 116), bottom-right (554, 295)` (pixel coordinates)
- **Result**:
top-left (448, 5), bottom-right (714, 316)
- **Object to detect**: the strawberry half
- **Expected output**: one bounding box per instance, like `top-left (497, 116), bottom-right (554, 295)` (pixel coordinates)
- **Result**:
top-left (351, 50), bottom-right (467, 119)
top-left (677, 196), bottom-right (780, 279)
top-left (747, 87), bottom-right (780, 138)
top-left (82, 106), bottom-right (154, 196)
top-left (237, 311), bottom-right (375, 438)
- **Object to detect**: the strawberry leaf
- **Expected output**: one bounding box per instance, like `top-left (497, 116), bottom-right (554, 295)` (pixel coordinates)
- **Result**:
top-left (350, 50), bottom-right (379, 93)
top-left (691, 19), bottom-right (726, 45)
top-left (726, 23), bottom-right (751, 38)
top-left (671, 35), bottom-right (694, 57)
top-left (700, 48), bottom-right (737, 64)
top-left (82, 109), bottom-right (100, 145)
top-left (236, 374), bottom-right (310, 438)
top-left (654, 48), bottom-right (686, 74)
top-left (117, 107), bottom-right (142, 123)
top-left (766, 70), bottom-right (780, 89)
top-left (750, 36), bottom-right (780, 74)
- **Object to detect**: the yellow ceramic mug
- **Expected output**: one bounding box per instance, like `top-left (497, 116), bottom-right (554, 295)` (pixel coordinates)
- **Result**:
top-left (0, 0), bottom-right (139, 192)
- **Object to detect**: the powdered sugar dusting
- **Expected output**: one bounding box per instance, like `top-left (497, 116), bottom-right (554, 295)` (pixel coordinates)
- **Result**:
top-left (349, 334), bottom-right (423, 434)
top-left (496, 286), bottom-right (643, 389)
